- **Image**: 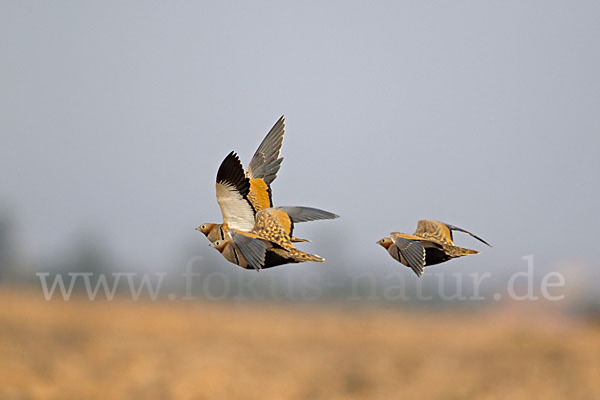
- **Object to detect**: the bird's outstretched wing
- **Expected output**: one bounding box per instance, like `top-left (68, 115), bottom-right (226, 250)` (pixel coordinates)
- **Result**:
top-left (273, 206), bottom-right (339, 223)
top-left (230, 231), bottom-right (267, 271)
top-left (246, 116), bottom-right (285, 185)
top-left (440, 222), bottom-right (492, 247)
top-left (250, 159), bottom-right (283, 188)
top-left (414, 220), bottom-right (455, 246)
top-left (391, 233), bottom-right (426, 277)
top-left (215, 152), bottom-right (256, 232)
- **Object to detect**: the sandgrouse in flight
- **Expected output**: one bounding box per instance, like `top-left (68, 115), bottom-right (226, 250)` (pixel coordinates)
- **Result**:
top-left (196, 116), bottom-right (286, 243)
top-left (377, 220), bottom-right (491, 277)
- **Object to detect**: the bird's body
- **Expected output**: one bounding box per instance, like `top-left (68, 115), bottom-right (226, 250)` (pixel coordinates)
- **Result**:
top-left (198, 221), bottom-right (309, 244)
top-left (378, 220), bottom-right (491, 277)
top-left (211, 207), bottom-right (331, 270)
top-left (211, 237), bottom-right (324, 270)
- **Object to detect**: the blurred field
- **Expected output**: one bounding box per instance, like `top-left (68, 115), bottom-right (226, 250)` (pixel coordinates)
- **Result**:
top-left (1, 289), bottom-right (599, 400)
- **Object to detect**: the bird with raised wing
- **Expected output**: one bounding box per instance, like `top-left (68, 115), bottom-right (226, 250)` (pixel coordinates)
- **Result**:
top-left (197, 150), bottom-right (315, 243)
top-left (377, 220), bottom-right (491, 277)
top-left (197, 116), bottom-right (285, 243)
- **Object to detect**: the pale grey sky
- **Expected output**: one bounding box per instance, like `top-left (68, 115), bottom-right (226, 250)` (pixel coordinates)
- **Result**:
top-left (1, 1), bottom-right (599, 282)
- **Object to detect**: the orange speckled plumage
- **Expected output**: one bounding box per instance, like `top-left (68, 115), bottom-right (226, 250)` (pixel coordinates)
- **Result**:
top-left (252, 209), bottom-right (294, 250)
top-left (248, 178), bottom-right (273, 212)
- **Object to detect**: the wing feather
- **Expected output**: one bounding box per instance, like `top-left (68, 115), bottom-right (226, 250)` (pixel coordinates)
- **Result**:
top-left (414, 220), bottom-right (454, 245)
top-left (273, 206), bottom-right (339, 223)
top-left (246, 116), bottom-right (285, 182)
top-left (250, 159), bottom-right (283, 186)
top-left (231, 231), bottom-right (267, 271)
top-left (391, 234), bottom-right (426, 277)
top-left (247, 178), bottom-right (273, 212)
top-left (440, 222), bottom-right (492, 247)
top-left (215, 152), bottom-right (256, 232)
top-left (252, 209), bottom-right (295, 250)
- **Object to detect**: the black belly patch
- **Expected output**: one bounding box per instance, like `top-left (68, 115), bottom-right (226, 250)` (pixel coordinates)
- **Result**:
top-left (425, 248), bottom-right (451, 266)
top-left (264, 250), bottom-right (297, 269)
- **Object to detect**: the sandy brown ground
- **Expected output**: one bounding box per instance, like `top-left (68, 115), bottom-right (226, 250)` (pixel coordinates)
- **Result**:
top-left (1, 289), bottom-right (599, 400)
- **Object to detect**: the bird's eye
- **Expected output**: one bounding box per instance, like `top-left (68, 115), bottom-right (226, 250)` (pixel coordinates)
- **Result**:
top-left (201, 225), bottom-right (206, 230)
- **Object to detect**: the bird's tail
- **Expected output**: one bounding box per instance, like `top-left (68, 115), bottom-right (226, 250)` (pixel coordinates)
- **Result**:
top-left (448, 245), bottom-right (479, 258)
top-left (291, 236), bottom-right (311, 243)
top-left (289, 249), bottom-right (325, 263)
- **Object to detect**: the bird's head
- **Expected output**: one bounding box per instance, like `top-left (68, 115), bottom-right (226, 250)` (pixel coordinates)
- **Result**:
top-left (209, 239), bottom-right (229, 253)
top-left (377, 237), bottom-right (393, 249)
top-left (196, 223), bottom-right (217, 237)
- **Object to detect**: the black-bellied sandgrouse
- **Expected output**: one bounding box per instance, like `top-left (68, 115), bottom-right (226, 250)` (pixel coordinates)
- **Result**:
top-left (377, 220), bottom-right (491, 277)
top-left (197, 116), bottom-right (285, 243)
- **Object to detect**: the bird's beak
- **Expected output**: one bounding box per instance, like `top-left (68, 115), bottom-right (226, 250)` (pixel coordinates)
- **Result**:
top-left (195, 227), bottom-right (201, 231)
top-left (209, 243), bottom-right (216, 248)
